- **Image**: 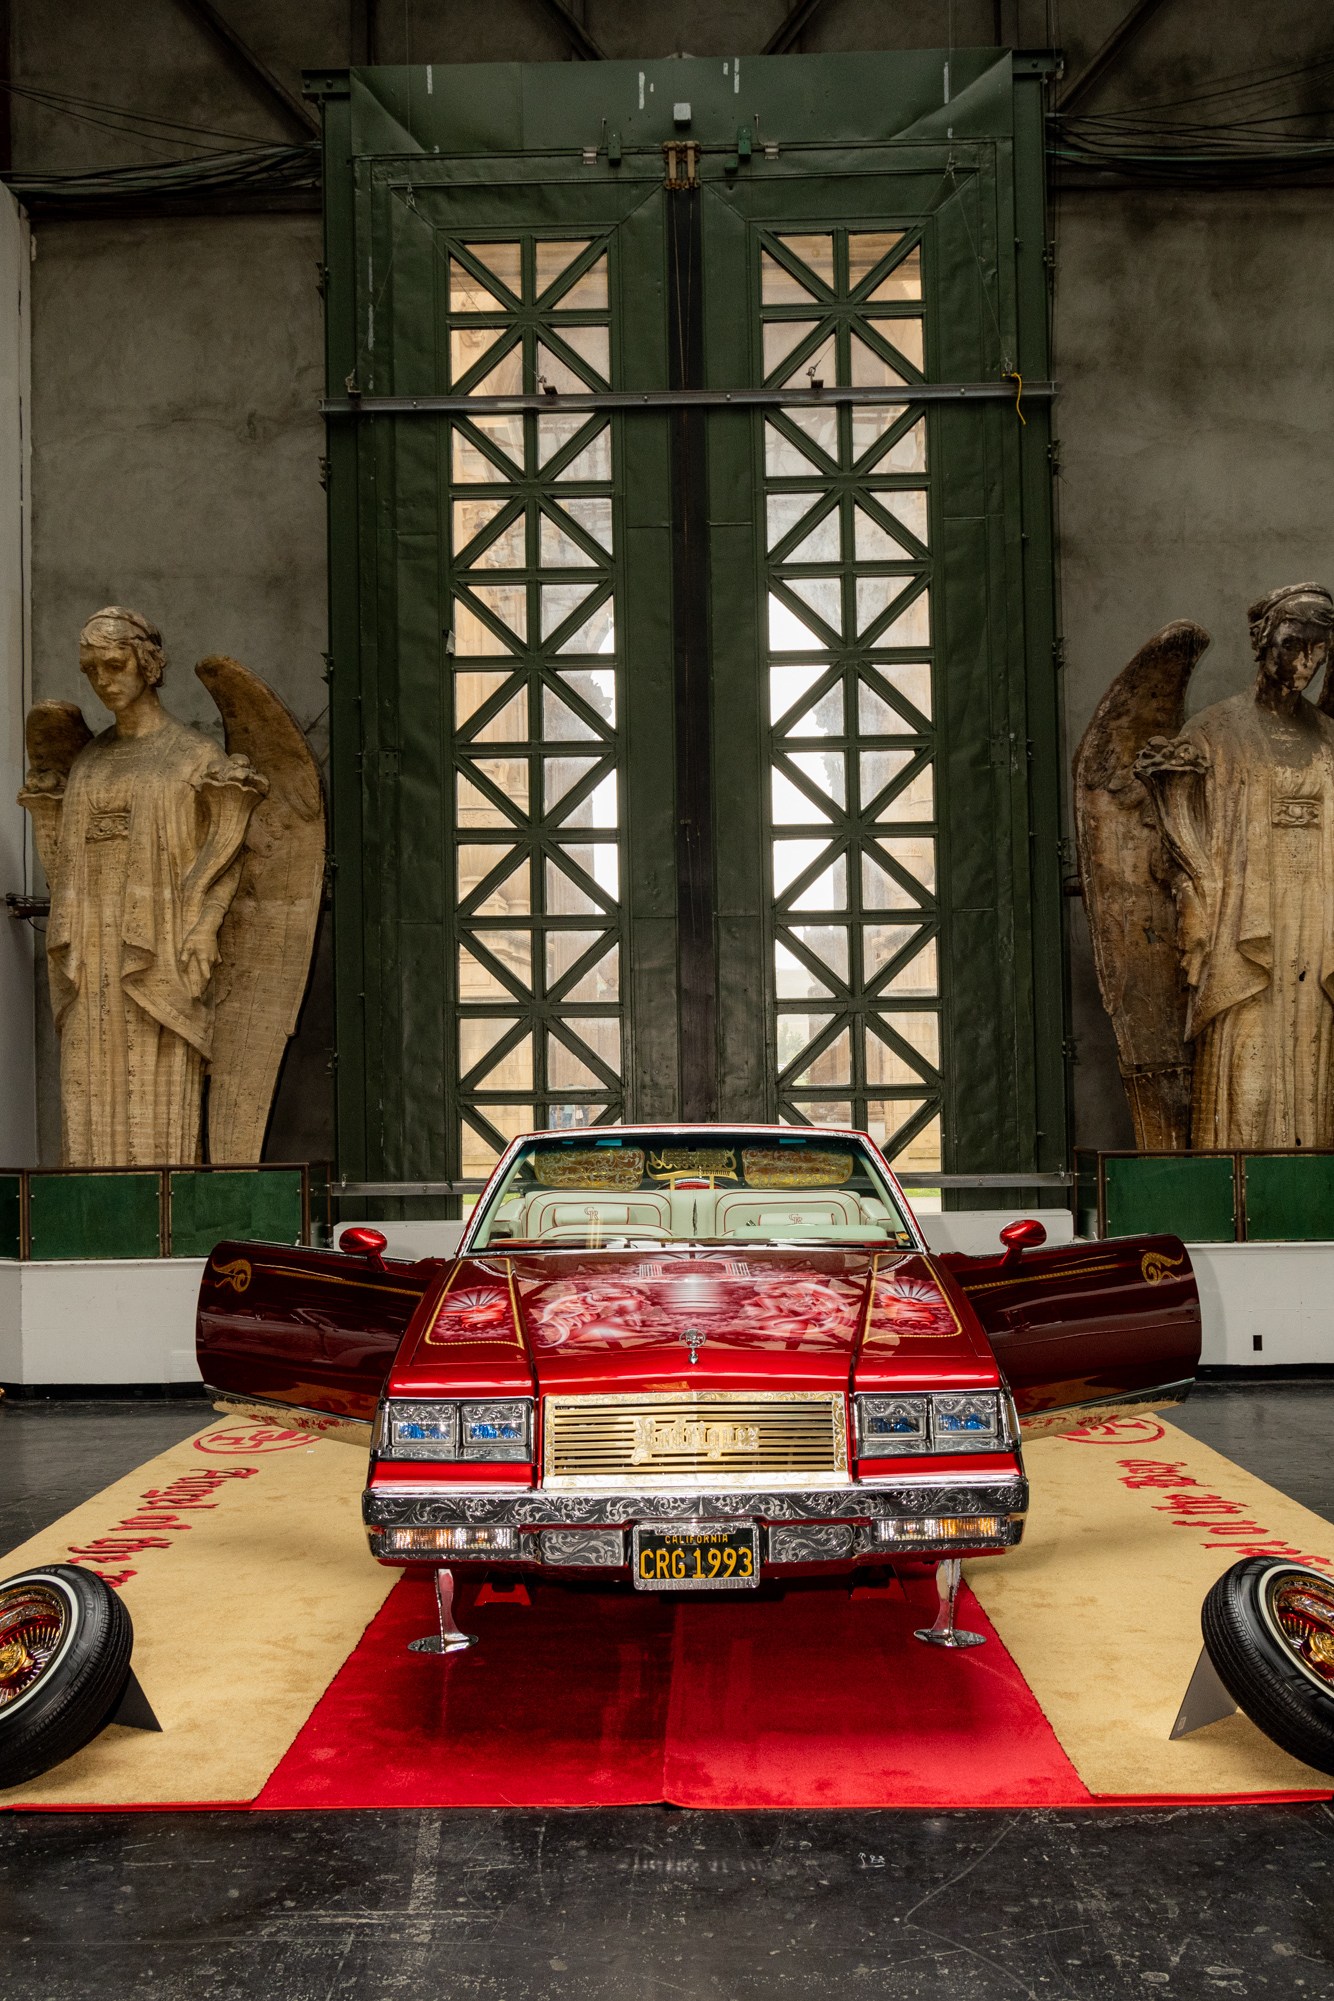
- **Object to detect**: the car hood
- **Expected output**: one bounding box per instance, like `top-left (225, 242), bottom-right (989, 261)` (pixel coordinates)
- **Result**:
top-left (494, 1246), bottom-right (992, 1395)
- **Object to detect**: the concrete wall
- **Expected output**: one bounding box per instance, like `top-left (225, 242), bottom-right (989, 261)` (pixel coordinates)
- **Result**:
top-left (5, 0), bottom-right (1332, 1167)
top-left (25, 213), bottom-right (331, 1160)
top-left (0, 186), bottom-right (33, 1167)
top-left (1055, 189), bottom-right (1334, 1147)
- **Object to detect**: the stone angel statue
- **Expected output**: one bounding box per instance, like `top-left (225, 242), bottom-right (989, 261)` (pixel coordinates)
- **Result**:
top-left (20, 607), bottom-right (325, 1167)
top-left (1075, 583), bottom-right (1334, 1152)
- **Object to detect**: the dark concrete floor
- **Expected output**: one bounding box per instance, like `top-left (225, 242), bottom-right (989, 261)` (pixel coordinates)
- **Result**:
top-left (2, 1384), bottom-right (1333, 2000)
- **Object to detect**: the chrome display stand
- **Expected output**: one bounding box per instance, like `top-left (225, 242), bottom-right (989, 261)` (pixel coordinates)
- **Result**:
top-left (1170, 1647), bottom-right (1238, 1738)
top-left (913, 1557), bottom-right (986, 1649)
top-left (408, 1567), bottom-right (479, 1655)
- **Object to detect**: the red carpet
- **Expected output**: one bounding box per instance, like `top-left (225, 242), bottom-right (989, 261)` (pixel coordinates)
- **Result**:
top-left (258, 1572), bottom-right (1096, 1810)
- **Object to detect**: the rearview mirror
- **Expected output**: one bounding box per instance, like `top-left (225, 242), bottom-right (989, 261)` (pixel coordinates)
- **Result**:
top-left (339, 1226), bottom-right (388, 1269)
top-left (999, 1217), bottom-right (1047, 1265)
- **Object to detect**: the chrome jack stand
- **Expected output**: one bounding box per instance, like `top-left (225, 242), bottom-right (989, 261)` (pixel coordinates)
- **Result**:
top-left (408, 1567), bottom-right (479, 1655)
top-left (913, 1558), bottom-right (986, 1649)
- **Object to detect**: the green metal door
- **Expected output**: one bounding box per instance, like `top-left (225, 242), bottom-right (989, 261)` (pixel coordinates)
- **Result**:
top-left (314, 52), bottom-right (1063, 1203)
top-left (698, 144), bottom-right (1060, 1180)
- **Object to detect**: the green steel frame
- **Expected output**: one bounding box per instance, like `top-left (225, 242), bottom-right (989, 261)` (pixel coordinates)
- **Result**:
top-left (310, 52), bottom-right (1065, 1206)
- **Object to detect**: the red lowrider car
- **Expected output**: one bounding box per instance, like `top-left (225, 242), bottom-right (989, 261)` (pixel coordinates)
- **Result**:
top-left (197, 1125), bottom-right (1200, 1652)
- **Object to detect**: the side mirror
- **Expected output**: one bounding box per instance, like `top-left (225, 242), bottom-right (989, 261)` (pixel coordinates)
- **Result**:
top-left (339, 1226), bottom-right (388, 1270)
top-left (999, 1217), bottom-right (1047, 1266)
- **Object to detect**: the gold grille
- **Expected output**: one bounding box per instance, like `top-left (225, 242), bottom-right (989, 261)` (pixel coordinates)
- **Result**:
top-left (542, 1392), bottom-right (848, 1490)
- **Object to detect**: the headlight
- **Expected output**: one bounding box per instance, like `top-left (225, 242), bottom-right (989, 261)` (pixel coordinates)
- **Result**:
top-left (932, 1392), bottom-right (1003, 1448)
top-left (856, 1394), bottom-right (931, 1453)
top-left (375, 1398), bottom-right (533, 1463)
top-left (855, 1390), bottom-right (1011, 1457)
top-left (458, 1401), bottom-right (531, 1460)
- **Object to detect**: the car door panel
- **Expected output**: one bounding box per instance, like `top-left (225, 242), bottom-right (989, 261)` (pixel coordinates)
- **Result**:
top-left (938, 1234), bottom-right (1200, 1436)
top-left (197, 1239), bottom-right (435, 1438)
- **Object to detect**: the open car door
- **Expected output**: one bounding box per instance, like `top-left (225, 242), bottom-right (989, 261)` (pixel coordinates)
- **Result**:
top-left (937, 1230), bottom-right (1201, 1438)
top-left (197, 1237), bottom-right (437, 1443)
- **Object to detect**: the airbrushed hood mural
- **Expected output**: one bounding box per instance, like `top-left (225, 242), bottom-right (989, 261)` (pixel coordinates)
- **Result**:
top-left (516, 1256), bottom-right (866, 1352)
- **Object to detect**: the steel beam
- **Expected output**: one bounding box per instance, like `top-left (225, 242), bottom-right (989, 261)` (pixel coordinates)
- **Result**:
top-left (323, 381), bottom-right (1054, 417)
top-left (764, 0), bottom-right (832, 55)
top-left (532, 0), bottom-right (605, 60)
top-left (175, 0), bottom-right (321, 137)
top-left (1056, 0), bottom-right (1175, 113)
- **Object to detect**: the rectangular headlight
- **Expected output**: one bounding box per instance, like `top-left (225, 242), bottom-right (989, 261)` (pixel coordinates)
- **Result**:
top-left (855, 1390), bottom-right (1008, 1458)
top-left (856, 1394), bottom-right (931, 1453)
top-left (932, 1393), bottom-right (1003, 1449)
top-left (375, 1398), bottom-right (533, 1463)
top-left (379, 1400), bottom-right (459, 1459)
top-left (458, 1401), bottom-right (531, 1462)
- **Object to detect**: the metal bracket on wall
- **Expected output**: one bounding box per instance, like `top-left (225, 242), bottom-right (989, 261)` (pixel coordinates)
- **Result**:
top-left (662, 141), bottom-right (701, 190)
top-left (322, 382), bottom-right (1056, 419)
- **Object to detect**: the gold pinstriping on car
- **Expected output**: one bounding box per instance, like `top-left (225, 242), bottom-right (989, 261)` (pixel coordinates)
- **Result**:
top-left (956, 1261), bottom-right (1121, 1297)
top-left (210, 1257), bottom-right (426, 1301)
top-left (542, 1391), bottom-right (849, 1490)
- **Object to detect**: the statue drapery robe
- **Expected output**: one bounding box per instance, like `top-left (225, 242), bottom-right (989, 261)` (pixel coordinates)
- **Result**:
top-left (36, 716), bottom-right (265, 1165)
top-left (1142, 691), bottom-right (1334, 1149)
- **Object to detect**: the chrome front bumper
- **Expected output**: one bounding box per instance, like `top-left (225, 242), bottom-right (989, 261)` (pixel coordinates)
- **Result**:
top-left (364, 1474), bottom-right (1028, 1565)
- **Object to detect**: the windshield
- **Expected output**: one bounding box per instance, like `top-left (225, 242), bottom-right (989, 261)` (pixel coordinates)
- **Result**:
top-left (465, 1129), bottom-right (918, 1251)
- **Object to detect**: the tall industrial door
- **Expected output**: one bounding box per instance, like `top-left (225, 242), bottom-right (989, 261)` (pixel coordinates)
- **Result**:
top-left (316, 52), bottom-right (1063, 1201)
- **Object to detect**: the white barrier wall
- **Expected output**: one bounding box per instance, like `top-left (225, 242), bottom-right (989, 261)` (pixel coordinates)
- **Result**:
top-left (0, 1230), bottom-right (1327, 1387)
top-left (1188, 1244), bottom-right (1334, 1370)
top-left (0, 1260), bottom-right (205, 1386)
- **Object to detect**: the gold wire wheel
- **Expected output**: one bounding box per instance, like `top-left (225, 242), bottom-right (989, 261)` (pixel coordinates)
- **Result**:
top-left (0, 1582), bottom-right (68, 1708)
top-left (1270, 1573), bottom-right (1334, 1686)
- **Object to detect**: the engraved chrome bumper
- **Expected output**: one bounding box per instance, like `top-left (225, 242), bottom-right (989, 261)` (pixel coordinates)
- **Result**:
top-left (364, 1476), bottom-right (1027, 1562)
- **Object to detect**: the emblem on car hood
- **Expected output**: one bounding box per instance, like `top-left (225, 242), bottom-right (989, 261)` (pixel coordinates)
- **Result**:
top-left (681, 1327), bottom-right (706, 1365)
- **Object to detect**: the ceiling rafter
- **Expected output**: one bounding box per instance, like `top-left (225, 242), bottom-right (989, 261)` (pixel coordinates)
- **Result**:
top-left (531, 0), bottom-right (606, 61)
top-left (174, 0), bottom-right (319, 137)
top-left (1056, 0), bottom-right (1177, 113)
top-left (764, 0), bottom-right (833, 57)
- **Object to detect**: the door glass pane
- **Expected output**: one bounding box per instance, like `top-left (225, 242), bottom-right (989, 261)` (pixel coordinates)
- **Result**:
top-left (535, 238), bottom-right (591, 296)
top-left (449, 258), bottom-right (508, 313)
top-left (764, 319), bottom-right (821, 377)
top-left (762, 250), bottom-right (820, 304)
top-left (775, 233), bottom-right (835, 290)
top-left (464, 241), bottom-right (522, 296)
top-left (848, 231), bottom-right (904, 288)
top-left (870, 246), bottom-right (922, 301)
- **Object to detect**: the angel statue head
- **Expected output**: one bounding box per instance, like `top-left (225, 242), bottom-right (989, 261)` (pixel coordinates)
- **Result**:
top-left (1245, 582), bottom-right (1334, 713)
top-left (78, 605), bottom-right (168, 726)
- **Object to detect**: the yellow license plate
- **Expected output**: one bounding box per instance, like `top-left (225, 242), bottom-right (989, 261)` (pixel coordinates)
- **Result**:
top-left (631, 1521), bottom-right (759, 1591)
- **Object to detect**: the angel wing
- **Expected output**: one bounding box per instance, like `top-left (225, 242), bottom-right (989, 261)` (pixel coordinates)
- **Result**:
top-left (20, 699), bottom-right (94, 879)
top-left (196, 655), bottom-right (325, 1163)
top-left (1072, 620), bottom-right (1210, 1150)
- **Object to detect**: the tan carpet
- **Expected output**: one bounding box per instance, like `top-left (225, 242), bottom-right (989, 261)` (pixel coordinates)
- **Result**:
top-left (968, 1416), bottom-right (1334, 1796)
top-left (2, 1416), bottom-right (394, 1807)
top-left (4, 1411), bottom-right (1331, 1806)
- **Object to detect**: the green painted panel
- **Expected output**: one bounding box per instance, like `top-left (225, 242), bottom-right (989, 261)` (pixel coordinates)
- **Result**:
top-left (29, 1175), bottom-right (161, 1261)
top-left (1243, 1154), bottom-right (1334, 1242)
top-left (1103, 1156), bottom-right (1235, 1243)
top-left (169, 1171), bottom-right (304, 1258)
top-left (0, 1174), bottom-right (20, 1259)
